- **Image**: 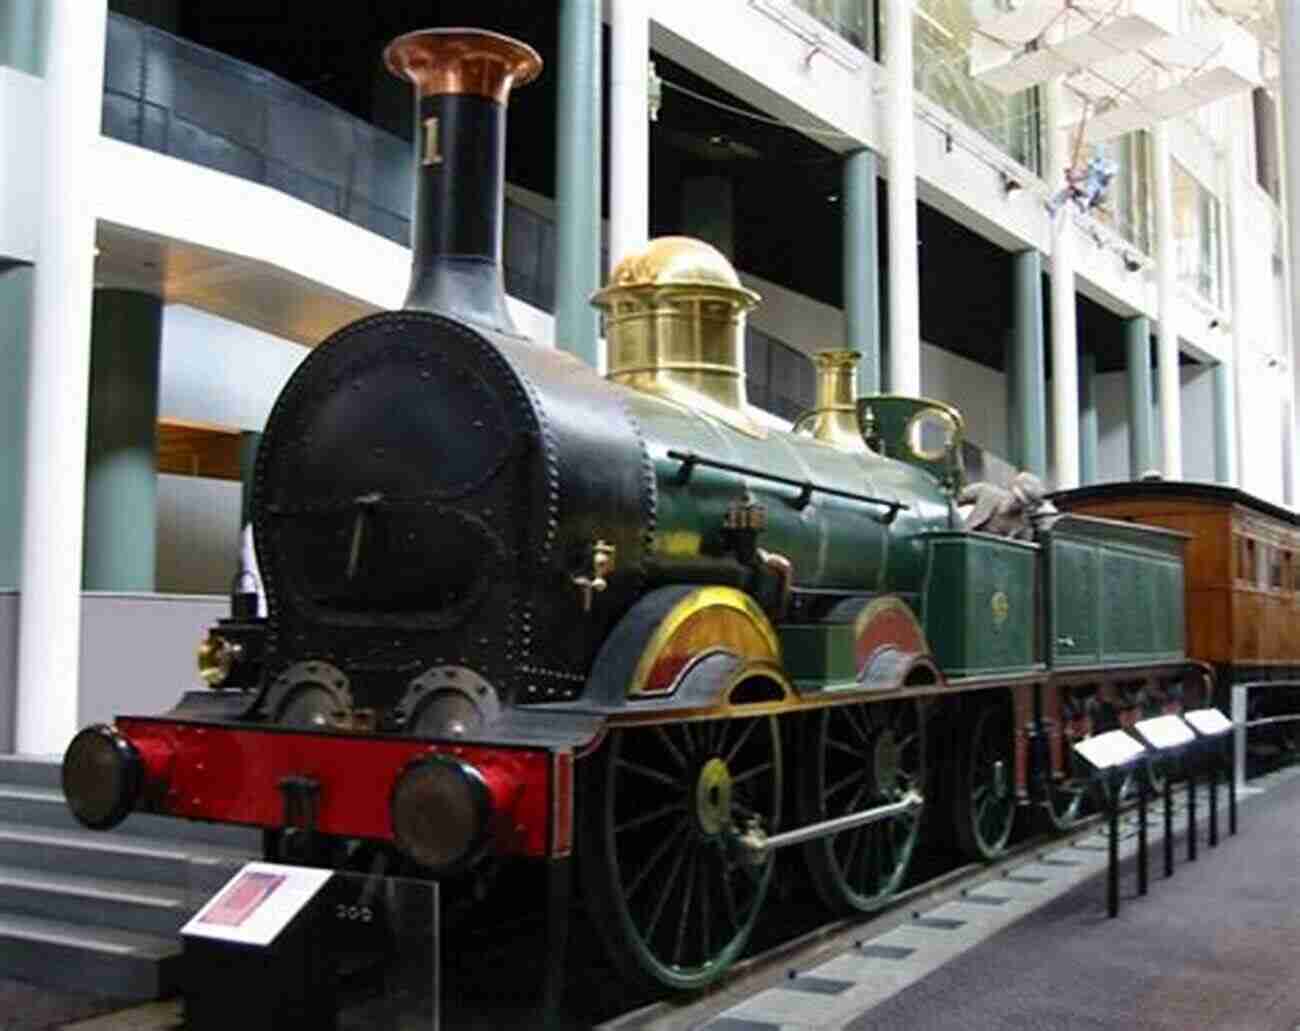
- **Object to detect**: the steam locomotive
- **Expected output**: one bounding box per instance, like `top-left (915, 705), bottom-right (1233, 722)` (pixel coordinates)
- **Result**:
top-left (61, 27), bottom-right (1209, 992)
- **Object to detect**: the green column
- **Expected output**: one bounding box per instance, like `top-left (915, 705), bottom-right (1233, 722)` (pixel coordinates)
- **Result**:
top-left (1010, 249), bottom-right (1046, 477)
top-left (554, 0), bottom-right (602, 367)
top-left (0, 264), bottom-right (33, 589)
top-left (844, 148), bottom-right (880, 395)
top-left (1125, 315), bottom-right (1155, 477)
top-left (1004, 329), bottom-right (1018, 465)
top-left (82, 289), bottom-right (162, 592)
top-left (1079, 349), bottom-right (1098, 484)
top-left (1213, 361), bottom-right (1234, 484)
top-left (0, 0), bottom-right (46, 75)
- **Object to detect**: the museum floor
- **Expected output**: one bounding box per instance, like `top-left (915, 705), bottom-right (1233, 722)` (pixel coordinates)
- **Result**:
top-left (5, 768), bottom-right (1300, 1030)
top-left (675, 766), bottom-right (1300, 1031)
top-left (840, 769), bottom-right (1300, 1030)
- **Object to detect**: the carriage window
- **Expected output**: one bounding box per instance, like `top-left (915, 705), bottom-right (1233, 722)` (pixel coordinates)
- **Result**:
top-left (1239, 537), bottom-right (1255, 583)
top-left (1271, 548), bottom-right (1285, 589)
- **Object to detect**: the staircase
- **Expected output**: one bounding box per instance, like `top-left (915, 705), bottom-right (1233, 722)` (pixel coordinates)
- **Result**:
top-left (0, 755), bottom-right (260, 999)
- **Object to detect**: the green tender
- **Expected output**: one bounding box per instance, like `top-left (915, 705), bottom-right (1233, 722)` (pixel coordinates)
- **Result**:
top-left (918, 531), bottom-right (1043, 678)
top-left (1041, 514), bottom-right (1186, 668)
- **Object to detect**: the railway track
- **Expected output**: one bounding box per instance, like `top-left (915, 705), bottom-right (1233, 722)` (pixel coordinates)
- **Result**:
top-left (344, 783), bottom-right (1195, 1030)
top-left (600, 799), bottom-right (1136, 1030)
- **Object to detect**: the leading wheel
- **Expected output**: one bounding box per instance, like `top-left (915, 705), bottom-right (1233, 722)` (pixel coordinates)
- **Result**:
top-left (580, 715), bottom-right (782, 992)
top-left (799, 698), bottom-right (926, 914)
top-left (951, 697), bottom-right (1016, 861)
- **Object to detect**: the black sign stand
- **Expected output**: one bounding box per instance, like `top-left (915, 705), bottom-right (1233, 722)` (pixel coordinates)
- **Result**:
top-left (1187, 759), bottom-right (1197, 862)
top-left (1228, 736), bottom-right (1238, 836)
top-left (184, 883), bottom-right (337, 1031)
top-left (1136, 768), bottom-right (1149, 896)
top-left (1163, 769), bottom-right (1174, 878)
top-left (1106, 768), bottom-right (1121, 918)
top-left (1208, 742), bottom-right (1219, 847)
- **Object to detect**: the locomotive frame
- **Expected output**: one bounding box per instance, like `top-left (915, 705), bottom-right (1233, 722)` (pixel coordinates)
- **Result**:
top-left (60, 26), bottom-right (1214, 995)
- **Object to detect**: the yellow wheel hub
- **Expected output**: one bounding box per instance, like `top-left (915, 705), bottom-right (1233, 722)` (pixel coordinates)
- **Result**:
top-left (695, 757), bottom-right (734, 836)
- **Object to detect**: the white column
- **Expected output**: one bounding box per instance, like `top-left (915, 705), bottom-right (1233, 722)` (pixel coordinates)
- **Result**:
top-left (609, 0), bottom-right (649, 272)
top-left (1044, 79), bottom-right (1079, 489)
top-left (1224, 92), bottom-right (1250, 487)
top-left (1152, 122), bottom-right (1182, 480)
top-left (885, 0), bottom-right (920, 397)
top-left (1280, 4), bottom-right (1300, 504)
top-left (16, 0), bottom-right (108, 755)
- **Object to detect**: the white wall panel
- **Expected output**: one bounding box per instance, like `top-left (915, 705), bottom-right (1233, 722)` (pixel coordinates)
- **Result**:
top-left (1095, 365), bottom-right (1222, 485)
top-left (921, 345), bottom-right (1009, 457)
top-left (0, 67), bottom-right (42, 262)
top-left (155, 473), bottom-right (242, 596)
top-left (77, 592), bottom-right (227, 729)
top-left (159, 304), bottom-right (307, 431)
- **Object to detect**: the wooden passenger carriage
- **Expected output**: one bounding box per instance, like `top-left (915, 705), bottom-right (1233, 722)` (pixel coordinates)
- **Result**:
top-left (1052, 482), bottom-right (1300, 685)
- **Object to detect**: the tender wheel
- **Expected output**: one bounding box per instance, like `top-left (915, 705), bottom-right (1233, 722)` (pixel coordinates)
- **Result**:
top-left (579, 715), bottom-right (782, 992)
top-left (1142, 752), bottom-right (1170, 796)
top-left (1043, 751), bottom-right (1089, 830)
top-left (952, 697), bottom-right (1016, 861)
top-left (1041, 709), bottom-right (1089, 831)
top-left (799, 699), bottom-right (926, 914)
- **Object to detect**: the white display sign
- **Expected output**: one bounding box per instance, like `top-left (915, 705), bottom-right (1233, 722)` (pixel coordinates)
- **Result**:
top-left (1184, 707), bottom-right (1233, 736)
top-left (1133, 715), bottom-right (1196, 751)
top-left (182, 862), bottom-right (334, 947)
top-left (1074, 729), bottom-right (1147, 770)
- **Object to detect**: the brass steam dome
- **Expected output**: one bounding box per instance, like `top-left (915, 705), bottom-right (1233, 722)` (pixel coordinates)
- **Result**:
top-left (602, 236), bottom-right (760, 299)
top-left (593, 237), bottom-right (763, 437)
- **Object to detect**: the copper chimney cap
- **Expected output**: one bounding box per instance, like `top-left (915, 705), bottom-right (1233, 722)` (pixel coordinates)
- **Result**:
top-left (384, 28), bottom-right (542, 103)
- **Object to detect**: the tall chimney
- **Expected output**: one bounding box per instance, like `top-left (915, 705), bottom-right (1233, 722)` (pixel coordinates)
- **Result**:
top-left (384, 29), bottom-right (541, 335)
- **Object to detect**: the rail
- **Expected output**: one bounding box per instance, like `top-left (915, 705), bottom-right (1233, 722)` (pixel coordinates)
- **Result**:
top-left (667, 449), bottom-right (908, 516)
top-left (1231, 681), bottom-right (1300, 794)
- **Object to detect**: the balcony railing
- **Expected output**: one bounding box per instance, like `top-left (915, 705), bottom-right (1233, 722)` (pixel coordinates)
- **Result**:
top-left (103, 16), bottom-right (415, 247)
top-left (99, 15), bottom-right (818, 418)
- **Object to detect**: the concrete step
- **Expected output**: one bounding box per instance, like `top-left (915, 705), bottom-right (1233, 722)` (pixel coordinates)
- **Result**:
top-left (0, 754), bottom-right (61, 790)
top-left (0, 754), bottom-right (261, 1002)
top-left (0, 821), bottom-right (252, 888)
top-left (0, 863), bottom-right (191, 937)
top-left (0, 784), bottom-right (263, 851)
top-left (0, 911), bottom-right (180, 999)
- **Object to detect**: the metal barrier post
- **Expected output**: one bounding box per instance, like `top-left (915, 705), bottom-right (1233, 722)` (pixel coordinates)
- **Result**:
top-left (1231, 683), bottom-right (1246, 795)
top-left (1208, 741), bottom-right (1219, 847)
top-left (1107, 769), bottom-right (1120, 918)
top-left (1137, 767), bottom-right (1149, 896)
top-left (1164, 770), bottom-right (1174, 877)
top-left (1228, 735), bottom-right (1237, 836)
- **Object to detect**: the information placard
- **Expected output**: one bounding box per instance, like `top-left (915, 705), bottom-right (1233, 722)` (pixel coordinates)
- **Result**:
top-left (1184, 707), bottom-right (1233, 736)
top-left (182, 862), bottom-right (334, 947)
top-left (1133, 714), bottom-right (1196, 751)
top-left (1074, 729), bottom-right (1147, 770)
